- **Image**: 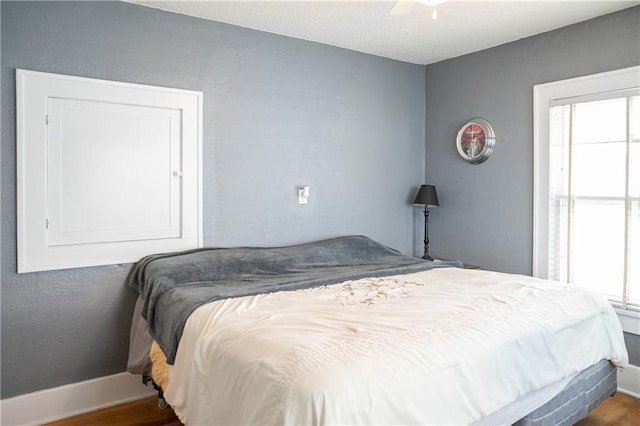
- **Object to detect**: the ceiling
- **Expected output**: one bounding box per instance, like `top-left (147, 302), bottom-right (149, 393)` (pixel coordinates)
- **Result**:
top-left (126, 0), bottom-right (638, 65)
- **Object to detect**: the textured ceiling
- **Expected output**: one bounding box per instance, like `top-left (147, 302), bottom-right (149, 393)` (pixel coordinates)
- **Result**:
top-left (125, 0), bottom-right (639, 65)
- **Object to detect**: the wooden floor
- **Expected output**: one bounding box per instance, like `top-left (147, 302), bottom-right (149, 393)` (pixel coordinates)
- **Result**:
top-left (45, 397), bottom-right (182, 426)
top-left (575, 393), bottom-right (640, 426)
top-left (46, 392), bottom-right (640, 426)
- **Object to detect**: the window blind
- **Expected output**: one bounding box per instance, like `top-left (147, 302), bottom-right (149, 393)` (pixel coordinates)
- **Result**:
top-left (548, 93), bottom-right (639, 311)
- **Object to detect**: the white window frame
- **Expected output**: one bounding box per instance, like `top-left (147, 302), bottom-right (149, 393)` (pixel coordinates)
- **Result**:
top-left (533, 65), bottom-right (640, 334)
top-left (17, 70), bottom-right (203, 273)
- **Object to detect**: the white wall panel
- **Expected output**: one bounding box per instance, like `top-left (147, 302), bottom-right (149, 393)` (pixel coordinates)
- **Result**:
top-left (16, 70), bottom-right (202, 272)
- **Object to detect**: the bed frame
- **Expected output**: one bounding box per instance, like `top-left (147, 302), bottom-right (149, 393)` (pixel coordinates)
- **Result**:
top-left (142, 375), bottom-right (169, 410)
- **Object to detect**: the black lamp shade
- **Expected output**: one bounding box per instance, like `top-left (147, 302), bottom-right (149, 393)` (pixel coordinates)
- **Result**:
top-left (413, 185), bottom-right (439, 208)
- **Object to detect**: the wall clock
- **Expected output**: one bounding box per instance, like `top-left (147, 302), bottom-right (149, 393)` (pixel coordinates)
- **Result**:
top-left (455, 118), bottom-right (495, 164)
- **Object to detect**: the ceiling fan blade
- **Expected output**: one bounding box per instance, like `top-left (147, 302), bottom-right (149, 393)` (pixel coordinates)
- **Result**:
top-left (389, 0), bottom-right (416, 16)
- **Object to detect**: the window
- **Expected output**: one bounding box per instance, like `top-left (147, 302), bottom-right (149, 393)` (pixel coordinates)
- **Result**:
top-left (17, 70), bottom-right (203, 273)
top-left (534, 66), bottom-right (640, 312)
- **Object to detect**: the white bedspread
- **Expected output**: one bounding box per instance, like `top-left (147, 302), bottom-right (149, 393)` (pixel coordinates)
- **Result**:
top-left (164, 267), bottom-right (628, 425)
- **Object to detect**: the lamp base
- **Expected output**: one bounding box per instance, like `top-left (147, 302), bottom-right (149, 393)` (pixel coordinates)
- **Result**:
top-left (422, 254), bottom-right (433, 261)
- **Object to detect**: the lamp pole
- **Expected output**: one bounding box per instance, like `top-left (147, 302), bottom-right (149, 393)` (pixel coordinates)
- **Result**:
top-left (422, 206), bottom-right (432, 260)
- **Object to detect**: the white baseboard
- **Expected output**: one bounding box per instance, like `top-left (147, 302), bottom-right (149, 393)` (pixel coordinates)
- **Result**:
top-left (0, 372), bottom-right (155, 425)
top-left (618, 363), bottom-right (640, 399)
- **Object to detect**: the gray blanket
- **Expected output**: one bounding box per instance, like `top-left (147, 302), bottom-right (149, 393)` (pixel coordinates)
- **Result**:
top-left (126, 235), bottom-right (461, 364)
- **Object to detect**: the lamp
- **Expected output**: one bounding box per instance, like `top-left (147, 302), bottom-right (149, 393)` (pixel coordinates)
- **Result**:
top-left (413, 185), bottom-right (439, 260)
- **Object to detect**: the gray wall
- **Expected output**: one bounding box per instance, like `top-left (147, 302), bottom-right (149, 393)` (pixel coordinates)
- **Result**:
top-left (1, 1), bottom-right (426, 398)
top-left (424, 7), bottom-right (640, 365)
top-left (424, 6), bottom-right (639, 275)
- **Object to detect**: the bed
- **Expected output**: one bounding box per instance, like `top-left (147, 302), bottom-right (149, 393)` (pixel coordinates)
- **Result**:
top-left (126, 235), bottom-right (628, 425)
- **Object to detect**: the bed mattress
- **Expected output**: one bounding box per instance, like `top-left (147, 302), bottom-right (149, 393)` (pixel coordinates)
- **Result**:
top-left (160, 267), bottom-right (627, 425)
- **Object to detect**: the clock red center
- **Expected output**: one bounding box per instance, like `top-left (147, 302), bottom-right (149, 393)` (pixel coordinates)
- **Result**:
top-left (460, 124), bottom-right (486, 158)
